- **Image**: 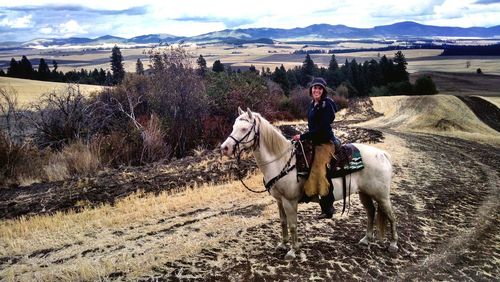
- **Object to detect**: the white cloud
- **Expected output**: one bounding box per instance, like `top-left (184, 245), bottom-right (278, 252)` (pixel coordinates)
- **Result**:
top-left (0, 15), bottom-right (32, 28)
top-left (58, 20), bottom-right (87, 36)
top-left (40, 26), bottom-right (53, 34)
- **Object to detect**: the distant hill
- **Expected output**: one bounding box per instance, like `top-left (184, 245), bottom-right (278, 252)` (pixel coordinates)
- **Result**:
top-left (3, 21), bottom-right (500, 48)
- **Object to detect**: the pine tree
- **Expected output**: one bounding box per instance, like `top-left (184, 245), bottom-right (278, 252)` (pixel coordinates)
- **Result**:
top-left (272, 65), bottom-right (290, 96)
top-left (19, 56), bottom-right (34, 79)
top-left (136, 58), bottom-right (144, 75)
top-left (7, 58), bottom-right (19, 77)
top-left (37, 58), bottom-right (50, 80)
top-left (196, 55), bottom-right (207, 76)
top-left (328, 54), bottom-right (339, 71)
top-left (393, 51), bottom-right (409, 82)
top-left (110, 45), bottom-right (125, 84)
top-left (212, 60), bottom-right (224, 73)
top-left (301, 54), bottom-right (316, 86)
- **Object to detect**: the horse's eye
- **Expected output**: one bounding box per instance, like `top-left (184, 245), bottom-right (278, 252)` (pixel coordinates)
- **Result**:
top-left (241, 128), bottom-right (248, 132)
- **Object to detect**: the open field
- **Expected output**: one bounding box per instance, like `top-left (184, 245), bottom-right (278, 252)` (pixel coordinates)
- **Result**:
top-left (0, 77), bottom-right (104, 107)
top-left (1, 94), bottom-right (499, 280)
top-left (1, 44), bottom-right (499, 75)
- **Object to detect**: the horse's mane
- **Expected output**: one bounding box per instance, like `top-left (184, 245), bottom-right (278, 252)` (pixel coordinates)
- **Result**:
top-left (253, 113), bottom-right (290, 155)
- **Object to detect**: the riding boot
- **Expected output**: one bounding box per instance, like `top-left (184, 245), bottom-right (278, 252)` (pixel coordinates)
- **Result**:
top-left (317, 185), bottom-right (335, 219)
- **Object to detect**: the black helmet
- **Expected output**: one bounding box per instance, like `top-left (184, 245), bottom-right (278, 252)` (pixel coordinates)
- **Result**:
top-left (309, 77), bottom-right (327, 97)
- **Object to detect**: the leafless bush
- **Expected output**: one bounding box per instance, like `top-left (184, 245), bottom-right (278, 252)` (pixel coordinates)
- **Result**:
top-left (0, 87), bottom-right (22, 140)
top-left (26, 84), bottom-right (92, 149)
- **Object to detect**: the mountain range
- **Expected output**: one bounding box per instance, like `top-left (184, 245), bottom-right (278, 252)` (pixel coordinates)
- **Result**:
top-left (4, 21), bottom-right (500, 48)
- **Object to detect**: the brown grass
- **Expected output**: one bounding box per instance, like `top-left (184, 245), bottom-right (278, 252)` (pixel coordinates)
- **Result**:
top-left (0, 173), bottom-right (275, 281)
top-left (0, 77), bottom-right (104, 107)
top-left (358, 95), bottom-right (500, 144)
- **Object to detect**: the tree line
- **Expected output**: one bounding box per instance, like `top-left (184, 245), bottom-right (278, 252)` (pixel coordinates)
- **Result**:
top-left (0, 46), bottom-right (128, 86)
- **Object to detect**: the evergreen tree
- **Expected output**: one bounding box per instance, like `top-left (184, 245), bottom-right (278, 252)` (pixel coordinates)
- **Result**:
top-left (196, 55), bottom-right (207, 76)
top-left (37, 58), bottom-right (50, 80)
top-left (136, 58), bottom-right (144, 75)
top-left (212, 60), bottom-right (224, 73)
top-left (393, 51), bottom-right (409, 82)
top-left (0, 69), bottom-right (4, 76)
top-left (272, 64), bottom-right (290, 96)
top-left (249, 65), bottom-right (257, 73)
top-left (379, 55), bottom-right (395, 84)
top-left (19, 56), bottom-right (34, 79)
top-left (110, 45), bottom-right (125, 84)
top-left (99, 68), bottom-right (106, 85)
top-left (301, 54), bottom-right (316, 86)
top-left (328, 54), bottom-right (339, 71)
top-left (7, 58), bottom-right (19, 77)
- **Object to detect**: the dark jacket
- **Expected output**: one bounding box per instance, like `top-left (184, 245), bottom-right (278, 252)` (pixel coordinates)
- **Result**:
top-left (300, 97), bottom-right (338, 145)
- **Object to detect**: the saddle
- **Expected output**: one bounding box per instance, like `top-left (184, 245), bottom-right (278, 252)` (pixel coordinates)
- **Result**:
top-left (295, 141), bottom-right (364, 178)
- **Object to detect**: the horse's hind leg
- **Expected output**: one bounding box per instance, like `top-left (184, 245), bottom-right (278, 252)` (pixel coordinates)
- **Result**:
top-left (379, 198), bottom-right (399, 252)
top-left (358, 192), bottom-right (375, 245)
top-left (276, 201), bottom-right (288, 250)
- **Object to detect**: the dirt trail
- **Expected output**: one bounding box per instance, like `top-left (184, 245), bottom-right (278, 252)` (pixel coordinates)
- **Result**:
top-left (135, 131), bottom-right (499, 281)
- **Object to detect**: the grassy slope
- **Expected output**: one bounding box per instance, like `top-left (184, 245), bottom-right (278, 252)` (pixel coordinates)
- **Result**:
top-left (0, 77), bottom-right (104, 107)
top-left (358, 95), bottom-right (500, 144)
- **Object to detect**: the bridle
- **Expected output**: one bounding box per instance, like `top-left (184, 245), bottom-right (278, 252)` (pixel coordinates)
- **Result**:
top-left (229, 117), bottom-right (295, 194)
top-left (228, 118), bottom-right (260, 160)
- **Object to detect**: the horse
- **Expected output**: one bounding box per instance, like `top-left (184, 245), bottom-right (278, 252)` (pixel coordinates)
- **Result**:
top-left (221, 108), bottom-right (398, 260)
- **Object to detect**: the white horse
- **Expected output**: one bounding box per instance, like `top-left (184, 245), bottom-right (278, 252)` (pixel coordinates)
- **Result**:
top-left (221, 108), bottom-right (398, 260)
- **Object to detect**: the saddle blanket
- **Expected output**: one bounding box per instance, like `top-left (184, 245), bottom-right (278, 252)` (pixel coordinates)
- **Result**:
top-left (328, 144), bottom-right (364, 178)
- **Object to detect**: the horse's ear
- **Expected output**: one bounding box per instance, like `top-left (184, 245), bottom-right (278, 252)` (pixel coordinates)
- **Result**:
top-left (246, 108), bottom-right (253, 119)
top-left (238, 107), bottom-right (244, 115)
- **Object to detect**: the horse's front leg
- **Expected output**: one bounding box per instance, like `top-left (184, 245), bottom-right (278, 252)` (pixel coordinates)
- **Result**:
top-left (282, 199), bottom-right (299, 260)
top-left (276, 201), bottom-right (288, 251)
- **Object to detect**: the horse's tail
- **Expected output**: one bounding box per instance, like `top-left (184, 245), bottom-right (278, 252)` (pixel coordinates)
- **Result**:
top-left (376, 206), bottom-right (388, 239)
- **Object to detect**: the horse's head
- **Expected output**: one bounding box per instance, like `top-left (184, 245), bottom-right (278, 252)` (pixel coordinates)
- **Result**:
top-left (221, 107), bottom-right (259, 157)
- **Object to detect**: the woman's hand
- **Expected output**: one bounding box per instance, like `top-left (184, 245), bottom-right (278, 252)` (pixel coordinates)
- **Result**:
top-left (292, 134), bottom-right (301, 141)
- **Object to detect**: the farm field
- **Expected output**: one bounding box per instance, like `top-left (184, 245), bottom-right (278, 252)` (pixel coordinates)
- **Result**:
top-left (1, 94), bottom-right (499, 281)
top-left (0, 76), bottom-right (104, 107)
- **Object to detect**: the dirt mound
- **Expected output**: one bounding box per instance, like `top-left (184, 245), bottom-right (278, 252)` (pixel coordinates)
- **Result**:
top-left (359, 95), bottom-right (500, 143)
top-left (457, 96), bottom-right (500, 132)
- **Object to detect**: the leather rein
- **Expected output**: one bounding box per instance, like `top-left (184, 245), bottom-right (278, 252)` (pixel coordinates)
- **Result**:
top-left (230, 118), bottom-right (295, 193)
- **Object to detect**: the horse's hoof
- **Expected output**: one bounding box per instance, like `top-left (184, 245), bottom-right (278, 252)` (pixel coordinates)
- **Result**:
top-left (284, 249), bottom-right (296, 260)
top-left (276, 243), bottom-right (288, 251)
top-left (358, 236), bottom-right (371, 245)
top-left (388, 242), bottom-right (398, 253)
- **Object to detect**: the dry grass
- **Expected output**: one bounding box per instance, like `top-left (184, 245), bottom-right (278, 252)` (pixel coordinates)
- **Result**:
top-left (43, 141), bottom-right (100, 182)
top-left (358, 95), bottom-right (500, 144)
top-left (0, 173), bottom-right (275, 281)
top-left (0, 77), bottom-right (103, 107)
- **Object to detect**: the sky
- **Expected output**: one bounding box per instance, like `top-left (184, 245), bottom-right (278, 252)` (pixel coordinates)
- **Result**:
top-left (1, 0), bottom-right (500, 42)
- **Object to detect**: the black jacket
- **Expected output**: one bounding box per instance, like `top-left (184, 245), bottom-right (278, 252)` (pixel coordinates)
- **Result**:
top-left (300, 97), bottom-right (338, 145)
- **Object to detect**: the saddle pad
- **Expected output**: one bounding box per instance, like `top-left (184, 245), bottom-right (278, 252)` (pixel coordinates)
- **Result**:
top-left (329, 144), bottom-right (364, 178)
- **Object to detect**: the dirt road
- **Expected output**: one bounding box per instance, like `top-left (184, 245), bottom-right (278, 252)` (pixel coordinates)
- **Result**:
top-left (132, 131), bottom-right (499, 281)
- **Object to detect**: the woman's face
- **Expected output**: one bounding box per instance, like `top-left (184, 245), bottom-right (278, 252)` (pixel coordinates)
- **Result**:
top-left (311, 85), bottom-right (324, 102)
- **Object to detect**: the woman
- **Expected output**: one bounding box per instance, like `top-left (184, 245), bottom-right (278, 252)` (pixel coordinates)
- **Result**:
top-left (292, 77), bottom-right (339, 219)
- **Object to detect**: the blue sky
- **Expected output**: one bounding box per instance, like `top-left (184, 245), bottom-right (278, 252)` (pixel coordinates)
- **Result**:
top-left (1, 0), bottom-right (500, 42)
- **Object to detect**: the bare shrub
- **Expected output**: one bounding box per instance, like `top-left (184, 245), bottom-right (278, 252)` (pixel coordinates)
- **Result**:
top-left (27, 84), bottom-right (92, 149)
top-left (287, 88), bottom-right (310, 119)
top-left (0, 87), bottom-right (21, 139)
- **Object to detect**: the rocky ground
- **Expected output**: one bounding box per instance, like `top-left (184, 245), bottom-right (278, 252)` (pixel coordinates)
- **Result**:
top-left (0, 97), bottom-right (498, 281)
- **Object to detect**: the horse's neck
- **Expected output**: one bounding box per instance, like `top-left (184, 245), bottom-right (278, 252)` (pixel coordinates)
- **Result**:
top-left (253, 142), bottom-right (292, 181)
